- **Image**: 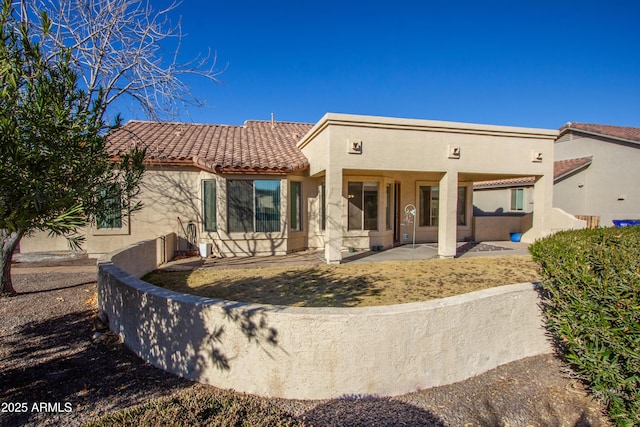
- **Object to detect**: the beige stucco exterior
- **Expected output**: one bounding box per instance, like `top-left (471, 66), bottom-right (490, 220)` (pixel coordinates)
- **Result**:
top-left (98, 234), bottom-right (553, 400)
top-left (473, 186), bottom-right (535, 215)
top-left (21, 113), bottom-right (559, 262)
top-left (554, 132), bottom-right (640, 227)
top-left (299, 114), bottom-right (557, 262)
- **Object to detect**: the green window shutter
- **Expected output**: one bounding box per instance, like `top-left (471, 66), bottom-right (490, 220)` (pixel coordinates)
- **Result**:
top-left (97, 186), bottom-right (122, 229)
top-left (203, 180), bottom-right (217, 232)
top-left (290, 181), bottom-right (302, 231)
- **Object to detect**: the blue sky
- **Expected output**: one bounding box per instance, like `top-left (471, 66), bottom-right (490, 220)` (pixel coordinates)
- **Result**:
top-left (140, 1), bottom-right (640, 129)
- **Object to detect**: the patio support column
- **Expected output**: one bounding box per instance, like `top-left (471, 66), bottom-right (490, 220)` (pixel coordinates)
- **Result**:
top-left (438, 171), bottom-right (458, 258)
top-left (324, 168), bottom-right (343, 264)
top-left (522, 174), bottom-right (553, 243)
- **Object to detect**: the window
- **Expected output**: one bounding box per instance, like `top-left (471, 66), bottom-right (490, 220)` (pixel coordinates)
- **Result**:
top-left (202, 180), bottom-right (217, 231)
top-left (419, 185), bottom-right (467, 226)
top-left (385, 184), bottom-right (392, 230)
top-left (348, 181), bottom-right (378, 231)
top-left (290, 181), bottom-right (302, 231)
top-left (228, 180), bottom-right (280, 232)
top-left (458, 186), bottom-right (467, 226)
top-left (97, 186), bottom-right (122, 229)
top-left (320, 182), bottom-right (326, 231)
top-left (511, 188), bottom-right (524, 211)
top-left (419, 186), bottom-right (439, 227)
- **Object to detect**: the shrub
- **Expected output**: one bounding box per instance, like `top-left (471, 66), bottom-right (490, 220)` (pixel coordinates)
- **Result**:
top-left (85, 387), bottom-right (306, 427)
top-left (530, 227), bottom-right (640, 426)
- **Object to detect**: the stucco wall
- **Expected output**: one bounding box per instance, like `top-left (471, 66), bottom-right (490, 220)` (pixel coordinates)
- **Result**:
top-left (554, 134), bottom-right (640, 226)
top-left (299, 114), bottom-right (557, 261)
top-left (550, 207), bottom-right (587, 233)
top-left (473, 214), bottom-right (532, 241)
top-left (473, 186), bottom-right (535, 215)
top-left (98, 237), bottom-right (553, 400)
top-left (19, 229), bottom-right (83, 253)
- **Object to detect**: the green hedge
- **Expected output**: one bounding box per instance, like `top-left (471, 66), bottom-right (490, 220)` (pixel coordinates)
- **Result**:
top-left (530, 227), bottom-right (640, 426)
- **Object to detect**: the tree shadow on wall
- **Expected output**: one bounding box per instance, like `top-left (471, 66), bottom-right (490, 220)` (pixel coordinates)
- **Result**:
top-left (140, 169), bottom-right (206, 253)
top-left (143, 170), bottom-right (289, 258)
top-left (301, 396), bottom-right (447, 427)
top-left (98, 271), bottom-right (285, 382)
top-left (151, 266), bottom-right (385, 307)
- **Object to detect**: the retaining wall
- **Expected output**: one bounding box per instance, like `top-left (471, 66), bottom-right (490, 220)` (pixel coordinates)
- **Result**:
top-left (98, 236), bottom-right (553, 400)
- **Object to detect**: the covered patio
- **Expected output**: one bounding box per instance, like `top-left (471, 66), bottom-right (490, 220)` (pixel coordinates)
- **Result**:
top-left (298, 113), bottom-right (557, 264)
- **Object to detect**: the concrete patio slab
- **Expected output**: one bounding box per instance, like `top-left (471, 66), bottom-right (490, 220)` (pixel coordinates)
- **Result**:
top-left (159, 241), bottom-right (532, 272)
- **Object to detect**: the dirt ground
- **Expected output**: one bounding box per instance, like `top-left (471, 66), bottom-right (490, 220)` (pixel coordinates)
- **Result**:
top-left (0, 257), bottom-right (610, 426)
top-left (144, 256), bottom-right (541, 307)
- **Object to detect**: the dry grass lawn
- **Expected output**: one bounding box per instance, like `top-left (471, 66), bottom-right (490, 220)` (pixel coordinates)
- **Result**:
top-left (144, 255), bottom-right (541, 307)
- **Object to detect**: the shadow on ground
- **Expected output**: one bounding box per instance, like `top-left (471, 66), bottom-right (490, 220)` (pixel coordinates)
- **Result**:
top-left (0, 273), bottom-right (193, 427)
top-left (147, 267), bottom-right (385, 307)
top-left (0, 263), bottom-right (610, 427)
top-left (301, 396), bottom-right (447, 426)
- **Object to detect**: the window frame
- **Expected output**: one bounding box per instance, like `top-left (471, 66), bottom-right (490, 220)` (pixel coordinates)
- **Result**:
top-left (227, 179), bottom-right (281, 233)
top-left (510, 188), bottom-right (524, 211)
top-left (320, 182), bottom-right (326, 231)
top-left (419, 185), bottom-right (439, 227)
top-left (290, 180), bottom-right (302, 232)
top-left (457, 186), bottom-right (467, 226)
top-left (419, 184), bottom-right (467, 227)
top-left (385, 183), bottom-right (392, 230)
top-left (202, 180), bottom-right (217, 232)
top-left (347, 181), bottom-right (378, 231)
top-left (96, 186), bottom-right (123, 230)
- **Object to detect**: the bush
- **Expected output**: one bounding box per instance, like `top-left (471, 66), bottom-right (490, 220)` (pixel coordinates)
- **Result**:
top-left (530, 227), bottom-right (640, 426)
top-left (85, 387), bottom-right (306, 427)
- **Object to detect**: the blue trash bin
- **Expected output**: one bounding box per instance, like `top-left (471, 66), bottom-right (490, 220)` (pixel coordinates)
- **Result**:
top-left (612, 219), bottom-right (640, 227)
top-left (510, 232), bottom-right (522, 242)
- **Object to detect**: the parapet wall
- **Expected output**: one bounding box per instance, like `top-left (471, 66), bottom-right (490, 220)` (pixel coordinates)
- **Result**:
top-left (98, 236), bottom-right (552, 400)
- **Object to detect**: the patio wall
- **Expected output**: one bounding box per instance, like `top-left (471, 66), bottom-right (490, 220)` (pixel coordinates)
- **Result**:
top-left (473, 214), bottom-right (533, 241)
top-left (98, 237), bottom-right (553, 400)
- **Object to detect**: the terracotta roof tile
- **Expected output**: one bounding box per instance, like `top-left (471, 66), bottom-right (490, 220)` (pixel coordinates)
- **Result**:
top-left (106, 120), bottom-right (313, 174)
top-left (473, 156), bottom-right (593, 188)
top-left (559, 122), bottom-right (640, 144)
top-left (554, 156), bottom-right (593, 181)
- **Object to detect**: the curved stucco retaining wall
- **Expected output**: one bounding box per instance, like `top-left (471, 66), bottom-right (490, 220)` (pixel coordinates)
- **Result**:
top-left (98, 236), bottom-right (553, 400)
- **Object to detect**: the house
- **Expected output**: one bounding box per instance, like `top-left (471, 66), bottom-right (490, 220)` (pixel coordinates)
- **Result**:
top-left (554, 123), bottom-right (640, 227)
top-left (21, 113), bottom-right (564, 263)
top-left (473, 122), bottom-right (640, 230)
top-left (472, 157), bottom-right (591, 240)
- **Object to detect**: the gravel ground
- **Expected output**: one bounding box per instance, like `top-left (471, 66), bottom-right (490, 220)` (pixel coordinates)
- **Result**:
top-left (0, 259), bottom-right (610, 427)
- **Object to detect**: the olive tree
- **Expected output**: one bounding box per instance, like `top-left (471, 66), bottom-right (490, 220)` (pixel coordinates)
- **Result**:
top-left (0, 1), bottom-right (145, 296)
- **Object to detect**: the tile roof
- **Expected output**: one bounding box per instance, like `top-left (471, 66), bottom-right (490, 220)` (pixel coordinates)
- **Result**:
top-left (473, 156), bottom-right (593, 188)
top-left (559, 122), bottom-right (640, 144)
top-left (106, 120), bottom-right (314, 174)
top-left (554, 156), bottom-right (593, 181)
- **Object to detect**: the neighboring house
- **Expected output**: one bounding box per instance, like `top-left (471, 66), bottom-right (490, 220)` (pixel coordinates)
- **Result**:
top-left (473, 122), bottom-right (640, 230)
top-left (21, 113), bottom-right (561, 263)
top-left (473, 158), bottom-right (592, 240)
top-left (474, 157), bottom-right (593, 215)
top-left (554, 123), bottom-right (640, 227)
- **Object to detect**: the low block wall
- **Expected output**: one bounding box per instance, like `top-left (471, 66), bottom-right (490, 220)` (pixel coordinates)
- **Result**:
top-left (98, 238), bottom-right (552, 400)
top-left (473, 214), bottom-right (533, 241)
